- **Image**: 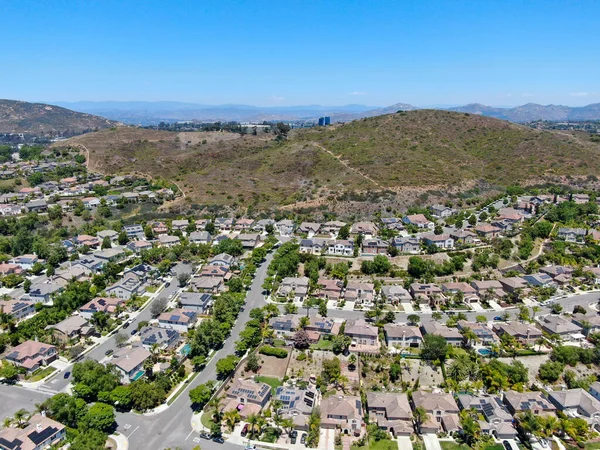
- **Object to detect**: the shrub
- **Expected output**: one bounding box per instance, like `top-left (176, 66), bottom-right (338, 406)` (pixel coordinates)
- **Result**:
top-left (259, 346), bottom-right (288, 358)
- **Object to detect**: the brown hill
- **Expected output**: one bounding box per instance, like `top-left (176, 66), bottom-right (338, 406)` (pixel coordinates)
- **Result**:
top-left (0, 99), bottom-right (120, 135)
top-left (57, 110), bottom-right (600, 213)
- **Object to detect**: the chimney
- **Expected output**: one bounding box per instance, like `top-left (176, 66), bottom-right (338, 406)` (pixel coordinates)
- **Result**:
top-left (36, 423), bottom-right (42, 431)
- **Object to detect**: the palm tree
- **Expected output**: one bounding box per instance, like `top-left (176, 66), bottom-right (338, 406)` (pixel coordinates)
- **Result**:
top-left (246, 413), bottom-right (261, 439)
top-left (299, 316), bottom-right (309, 329)
top-left (532, 305), bottom-right (541, 319)
top-left (3, 417), bottom-right (13, 428)
top-left (535, 337), bottom-right (546, 352)
top-left (518, 411), bottom-right (541, 438)
top-left (223, 410), bottom-right (240, 432)
top-left (540, 415), bottom-right (559, 438)
top-left (262, 327), bottom-right (276, 344)
top-left (150, 343), bottom-right (161, 362)
top-left (412, 406), bottom-right (429, 433)
top-left (13, 409), bottom-right (29, 428)
top-left (460, 327), bottom-right (478, 348)
top-left (207, 396), bottom-right (225, 424)
top-left (271, 400), bottom-right (283, 424)
top-left (280, 418), bottom-right (294, 437)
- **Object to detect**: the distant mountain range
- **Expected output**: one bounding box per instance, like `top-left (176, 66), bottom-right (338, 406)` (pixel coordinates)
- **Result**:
top-left (50, 100), bottom-right (600, 125)
top-left (0, 99), bottom-right (120, 134)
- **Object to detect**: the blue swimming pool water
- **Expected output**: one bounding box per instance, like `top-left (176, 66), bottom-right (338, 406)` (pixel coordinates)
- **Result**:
top-left (477, 348), bottom-right (492, 356)
top-left (180, 343), bottom-right (191, 355)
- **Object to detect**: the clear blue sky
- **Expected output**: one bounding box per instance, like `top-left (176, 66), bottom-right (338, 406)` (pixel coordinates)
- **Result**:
top-left (2, 0), bottom-right (599, 107)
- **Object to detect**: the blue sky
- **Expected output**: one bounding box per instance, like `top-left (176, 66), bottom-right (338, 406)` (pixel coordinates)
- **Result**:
top-left (1, 0), bottom-right (599, 107)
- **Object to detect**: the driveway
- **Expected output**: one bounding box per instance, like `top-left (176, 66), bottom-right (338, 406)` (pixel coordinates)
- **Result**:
top-left (470, 302), bottom-right (484, 311)
top-left (489, 300), bottom-right (503, 311)
top-left (422, 434), bottom-right (442, 450)
top-left (397, 436), bottom-right (413, 450)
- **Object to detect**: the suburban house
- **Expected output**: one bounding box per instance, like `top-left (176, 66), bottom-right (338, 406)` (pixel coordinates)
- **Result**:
top-left (209, 253), bottom-right (235, 267)
top-left (158, 234), bottom-right (181, 247)
top-left (457, 394), bottom-right (517, 439)
top-left (79, 297), bottom-right (126, 320)
top-left (200, 265), bottom-right (229, 279)
top-left (10, 254), bottom-right (40, 270)
top-left (305, 315), bottom-right (338, 335)
top-left (171, 219), bottom-right (189, 231)
top-left (158, 308), bottom-right (197, 332)
top-left (420, 321), bottom-right (463, 347)
top-left (298, 222), bottom-right (322, 237)
top-left (345, 281), bottom-right (375, 304)
top-left (105, 273), bottom-right (145, 300)
top-left (503, 391), bottom-right (556, 416)
top-left (190, 276), bottom-right (223, 293)
top-left (548, 389), bottom-right (600, 423)
top-left (383, 323), bottom-right (423, 348)
top-left (350, 222), bottom-right (378, 238)
top-left (322, 221), bottom-right (346, 236)
top-left (326, 240), bottom-right (354, 256)
top-left (233, 218), bottom-right (254, 232)
top-left (214, 217), bottom-right (234, 231)
top-left (523, 273), bottom-right (556, 288)
top-left (474, 224), bottom-right (502, 239)
top-left (189, 231), bottom-right (212, 245)
top-left (178, 292), bottom-right (213, 314)
top-left (316, 278), bottom-right (344, 301)
top-left (380, 285), bottom-right (412, 304)
top-left (300, 238), bottom-right (329, 255)
top-left (276, 219), bottom-right (295, 236)
top-left (422, 234), bottom-right (454, 250)
top-left (430, 204), bottom-right (454, 218)
top-left (441, 282), bottom-right (478, 302)
top-left (224, 378), bottom-right (272, 418)
top-left (237, 233), bottom-right (261, 249)
top-left (0, 414), bottom-right (66, 450)
top-left (139, 326), bottom-right (180, 350)
top-left (151, 222), bottom-right (168, 235)
top-left (112, 346), bottom-right (152, 383)
top-left (320, 395), bottom-right (363, 435)
top-left (457, 321), bottom-right (497, 345)
top-left (123, 224), bottom-right (144, 240)
top-left (499, 277), bottom-right (529, 294)
top-left (361, 238), bottom-right (389, 255)
top-left (411, 391), bottom-right (460, 434)
top-left (269, 314), bottom-right (300, 334)
top-left (0, 299), bottom-right (35, 320)
top-left (127, 240), bottom-right (153, 253)
top-left (345, 319), bottom-right (379, 351)
top-left (403, 214), bottom-right (434, 230)
top-left (26, 282), bottom-right (63, 304)
top-left (410, 283), bottom-right (443, 305)
top-left (74, 234), bottom-right (102, 248)
top-left (557, 227), bottom-right (587, 243)
top-left (274, 386), bottom-right (318, 430)
top-left (46, 315), bottom-right (93, 343)
top-left (3, 340), bottom-right (58, 373)
top-left (450, 229), bottom-right (477, 245)
top-left (393, 237), bottom-right (421, 254)
top-left (366, 392), bottom-right (413, 436)
top-left (277, 277), bottom-right (310, 301)
top-left (470, 280), bottom-right (505, 299)
top-left (95, 248), bottom-right (126, 263)
top-left (539, 315), bottom-right (584, 340)
top-left (492, 322), bottom-right (542, 345)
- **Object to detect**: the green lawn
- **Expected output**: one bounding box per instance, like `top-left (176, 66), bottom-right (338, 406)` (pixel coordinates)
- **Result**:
top-left (145, 286), bottom-right (158, 293)
top-left (200, 412), bottom-right (216, 430)
top-left (483, 445), bottom-right (505, 450)
top-left (255, 376), bottom-right (283, 393)
top-left (440, 442), bottom-right (470, 450)
top-left (351, 438), bottom-right (398, 450)
top-left (310, 339), bottom-right (335, 351)
top-left (273, 339), bottom-right (286, 347)
top-left (27, 366), bottom-right (56, 382)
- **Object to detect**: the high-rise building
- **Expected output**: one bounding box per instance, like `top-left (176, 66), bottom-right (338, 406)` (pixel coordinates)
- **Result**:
top-left (318, 117), bottom-right (325, 126)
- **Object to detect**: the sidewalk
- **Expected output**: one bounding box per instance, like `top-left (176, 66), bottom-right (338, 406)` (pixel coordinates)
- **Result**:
top-left (109, 433), bottom-right (129, 450)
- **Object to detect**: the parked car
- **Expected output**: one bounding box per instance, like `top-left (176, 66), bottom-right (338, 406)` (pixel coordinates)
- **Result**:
top-left (122, 320), bottom-right (130, 329)
top-left (130, 329), bottom-right (138, 335)
top-left (494, 316), bottom-right (503, 321)
top-left (199, 433), bottom-right (211, 440)
top-left (165, 281), bottom-right (171, 287)
top-left (241, 424), bottom-right (249, 437)
top-left (300, 433), bottom-right (307, 445)
top-left (105, 349), bottom-right (114, 356)
top-left (540, 439), bottom-right (548, 448)
top-left (212, 436), bottom-right (224, 444)
top-left (63, 371), bottom-right (71, 379)
top-left (290, 435), bottom-right (297, 444)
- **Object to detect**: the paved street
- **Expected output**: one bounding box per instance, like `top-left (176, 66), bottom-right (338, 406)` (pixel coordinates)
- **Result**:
top-left (0, 384), bottom-right (52, 419)
top-left (114, 253), bottom-right (274, 450)
top-left (42, 263), bottom-right (192, 392)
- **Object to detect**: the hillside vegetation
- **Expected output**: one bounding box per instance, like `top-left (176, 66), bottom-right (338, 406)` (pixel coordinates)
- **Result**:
top-left (0, 99), bottom-right (120, 135)
top-left (58, 110), bottom-right (600, 213)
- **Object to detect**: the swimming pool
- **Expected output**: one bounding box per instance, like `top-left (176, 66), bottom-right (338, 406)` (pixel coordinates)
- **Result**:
top-left (180, 343), bottom-right (191, 355)
top-left (477, 348), bottom-right (492, 356)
